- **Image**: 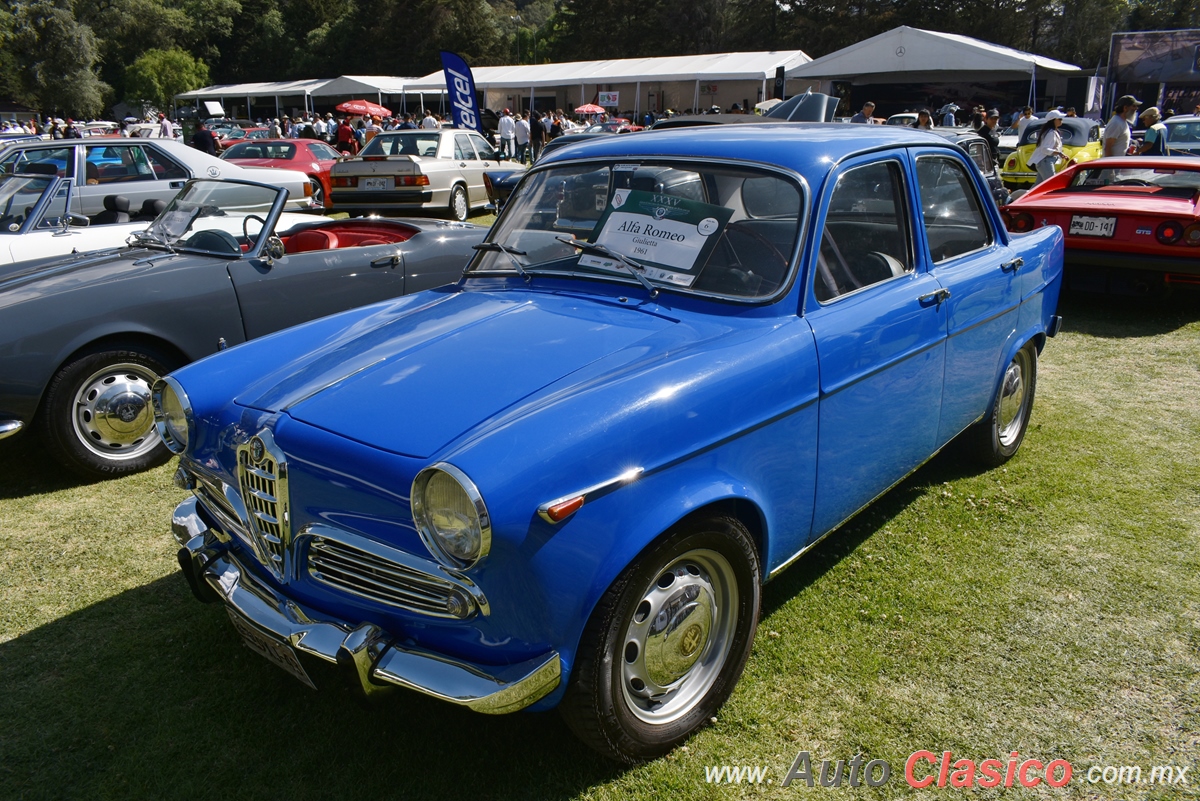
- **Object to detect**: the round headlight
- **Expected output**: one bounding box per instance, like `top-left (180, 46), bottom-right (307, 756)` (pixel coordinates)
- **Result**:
top-left (411, 464), bottom-right (490, 569)
top-left (151, 376), bottom-right (192, 454)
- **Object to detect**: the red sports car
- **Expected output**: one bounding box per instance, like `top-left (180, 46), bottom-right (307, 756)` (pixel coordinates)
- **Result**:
top-left (1002, 157), bottom-right (1200, 291)
top-left (220, 138), bottom-right (342, 209)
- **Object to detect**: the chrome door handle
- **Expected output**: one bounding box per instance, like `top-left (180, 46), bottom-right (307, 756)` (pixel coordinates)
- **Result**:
top-left (1001, 257), bottom-right (1024, 272)
top-left (370, 254), bottom-right (400, 269)
top-left (918, 288), bottom-right (951, 305)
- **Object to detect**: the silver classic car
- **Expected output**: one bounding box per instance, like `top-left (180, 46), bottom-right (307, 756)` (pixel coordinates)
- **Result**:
top-left (329, 128), bottom-right (524, 220)
top-left (0, 177), bottom-right (486, 478)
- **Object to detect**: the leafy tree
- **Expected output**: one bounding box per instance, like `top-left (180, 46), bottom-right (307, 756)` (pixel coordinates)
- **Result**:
top-left (124, 46), bottom-right (210, 112)
top-left (8, 0), bottom-right (109, 117)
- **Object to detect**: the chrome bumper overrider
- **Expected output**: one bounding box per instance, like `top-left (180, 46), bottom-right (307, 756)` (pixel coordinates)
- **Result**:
top-left (171, 497), bottom-right (560, 714)
top-left (0, 420), bottom-right (24, 441)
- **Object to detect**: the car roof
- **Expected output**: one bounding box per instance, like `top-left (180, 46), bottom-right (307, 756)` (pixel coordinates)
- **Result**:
top-left (538, 122), bottom-right (957, 166)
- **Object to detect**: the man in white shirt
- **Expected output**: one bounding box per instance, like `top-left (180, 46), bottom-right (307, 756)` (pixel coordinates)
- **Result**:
top-left (514, 113), bottom-right (531, 163)
top-left (421, 110), bottom-right (438, 129)
top-left (1015, 107), bottom-right (1035, 138)
top-left (313, 116), bottom-right (326, 139)
top-left (157, 113), bottom-right (172, 138)
top-left (497, 108), bottom-right (515, 159)
top-left (1104, 95), bottom-right (1141, 157)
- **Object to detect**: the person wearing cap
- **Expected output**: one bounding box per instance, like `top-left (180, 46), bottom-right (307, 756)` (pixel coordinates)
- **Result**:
top-left (158, 112), bottom-right (172, 138)
top-left (977, 108), bottom-right (1001, 165)
top-left (1104, 95), bottom-right (1141, 157)
top-left (1138, 106), bottom-right (1170, 156)
top-left (1029, 110), bottom-right (1066, 185)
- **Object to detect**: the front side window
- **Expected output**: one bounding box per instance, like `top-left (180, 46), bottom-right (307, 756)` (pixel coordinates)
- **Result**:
top-left (916, 156), bottom-right (992, 262)
top-left (470, 160), bottom-right (803, 300)
top-left (469, 133), bottom-right (498, 161)
top-left (1, 147), bottom-right (75, 178)
top-left (816, 160), bottom-right (912, 302)
top-left (145, 147), bottom-right (188, 180)
top-left (0, 174), bottom-right (55, 232)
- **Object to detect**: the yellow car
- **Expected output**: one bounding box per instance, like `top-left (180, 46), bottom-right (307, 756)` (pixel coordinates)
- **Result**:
top-left (1001, 117), bottom-right (1101, 188)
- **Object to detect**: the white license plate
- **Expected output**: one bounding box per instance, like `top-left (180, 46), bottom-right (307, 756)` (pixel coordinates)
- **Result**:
top-left (228, 609), bottom-right (316, 689)
top-left (362, 177), bottom-right (390, 191)
top-left (1069, 215), bottom-right (1116, 237)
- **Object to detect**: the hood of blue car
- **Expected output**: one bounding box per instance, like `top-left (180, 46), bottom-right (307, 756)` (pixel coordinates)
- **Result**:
top-left (235, 289), bottom-right (678, 458)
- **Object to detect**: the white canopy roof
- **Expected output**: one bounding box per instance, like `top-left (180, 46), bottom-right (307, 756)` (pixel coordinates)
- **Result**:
top-left (176, 78), bottom-right (332, 100)
top-left (787, 26), bottom-right (1080, 83)
top-left (402, 51), bottom-right (811, 91)
top-left (311, 75), bottom-right (424, 97)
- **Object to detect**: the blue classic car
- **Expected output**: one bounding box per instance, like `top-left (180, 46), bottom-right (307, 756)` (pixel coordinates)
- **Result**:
top-left (158, 124), bottom-right (1064, 762)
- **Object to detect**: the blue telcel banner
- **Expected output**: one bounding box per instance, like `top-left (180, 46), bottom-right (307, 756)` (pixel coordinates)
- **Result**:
top-left (441, 50), bottom-right (482, 132)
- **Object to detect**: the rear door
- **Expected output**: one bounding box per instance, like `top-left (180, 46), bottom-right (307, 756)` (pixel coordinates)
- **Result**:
top-left (454, 133), bottom-right (484, 204)
top-left (912, 148), bottom-right (1020, 446)
top-left (804, 153), bottom-right (947, 537)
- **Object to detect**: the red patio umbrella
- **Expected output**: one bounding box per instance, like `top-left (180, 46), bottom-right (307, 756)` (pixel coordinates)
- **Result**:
top-left (574, 103), bottom-right (605, 115)
top-left (335, 99), bottom-right (392, 117)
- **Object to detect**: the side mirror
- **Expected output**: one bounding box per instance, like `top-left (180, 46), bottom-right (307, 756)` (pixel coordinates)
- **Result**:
top-left (264, 235), bottom-right (285, 261)
top-left (68, 213), bottom-right (90, 227)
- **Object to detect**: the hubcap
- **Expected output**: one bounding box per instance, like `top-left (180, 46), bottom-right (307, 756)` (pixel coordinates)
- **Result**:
top-left (620, 548), bottom-right (738, 724)
top-left (453, 189), bottom-right (468, 220)
top-left (71, 362), bottom-right (162, 461)
top-left (997, 350), bottom-right (1029, 447)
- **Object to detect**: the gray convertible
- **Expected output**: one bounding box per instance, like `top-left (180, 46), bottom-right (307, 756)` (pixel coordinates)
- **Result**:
top-left (0, 177), bottom-right (486, 478)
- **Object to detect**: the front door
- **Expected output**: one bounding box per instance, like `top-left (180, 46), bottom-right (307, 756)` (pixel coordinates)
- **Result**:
top-left (804, 155), bottom-right (947, 537)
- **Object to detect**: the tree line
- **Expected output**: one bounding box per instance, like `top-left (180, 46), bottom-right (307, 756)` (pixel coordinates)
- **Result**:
top-left (0, 0), bottom-right (1195, 118)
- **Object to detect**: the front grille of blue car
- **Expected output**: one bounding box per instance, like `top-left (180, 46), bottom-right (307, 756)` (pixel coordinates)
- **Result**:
top-left (236, 431), bottom-right (290, 581)
top-left (307, 536), bottom-right (478, 619)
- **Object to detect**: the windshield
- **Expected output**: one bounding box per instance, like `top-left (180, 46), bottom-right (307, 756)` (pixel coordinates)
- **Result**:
top-left (470, 159), bottom-right (803, 300)
top-left (1166, 120), bottom-right (1200, 144)
top-left (360, 132), bottom-right (442, 158)
top-left (0, 174), bottom-right (54, 233)
top-left (141, 179), bottom-right (282, 253)
top-left (223, 141), bottom-right (297, 160)
top-left (1063, 166), bottom-right (1200, 197)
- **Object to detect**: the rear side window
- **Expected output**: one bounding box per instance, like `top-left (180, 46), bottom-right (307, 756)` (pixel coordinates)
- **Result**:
top-left (916, 156), bottom-right (992, 262)
top-left (816, 160), bottom-right (912, 302)
top-left (455, 134), bottom-right (477, 160)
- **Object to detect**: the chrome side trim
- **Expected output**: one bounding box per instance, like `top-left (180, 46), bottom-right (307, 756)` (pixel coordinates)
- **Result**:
top-left (0, 420), bottom-right (24, 441)
top-left (172, 498), bottom-right (557, 713)
top-left (536, 466), bottom-right (644, 524)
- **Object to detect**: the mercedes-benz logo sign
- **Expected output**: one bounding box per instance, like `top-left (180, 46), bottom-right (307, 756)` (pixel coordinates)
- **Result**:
top-left (250, 436), bottom-right (265, 463)
top-left (895, 46), bottom-right (906, 57)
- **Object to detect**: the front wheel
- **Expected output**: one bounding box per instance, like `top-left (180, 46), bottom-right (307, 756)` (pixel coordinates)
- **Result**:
top-left (965, 343), bottom-right (1037, 466)
top-left (447, 184), bottom-right (469, 222)
top-left (560, 516), bottom-right (760, 762)
top-left (39, 344), bottom-right (179, 479)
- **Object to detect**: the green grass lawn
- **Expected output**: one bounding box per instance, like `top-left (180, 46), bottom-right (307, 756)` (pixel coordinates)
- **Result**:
top-left (1, 291), bottom-right (1197, 800)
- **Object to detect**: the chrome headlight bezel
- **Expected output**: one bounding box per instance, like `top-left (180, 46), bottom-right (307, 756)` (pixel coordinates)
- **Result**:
top-left (151, 376), bottom-right (192, 455)
top-left (411, 463), bottom-right (491, 570)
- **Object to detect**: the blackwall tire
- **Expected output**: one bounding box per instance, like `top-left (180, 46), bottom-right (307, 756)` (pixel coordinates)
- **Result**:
top-left (560, 515), bottom-right (760, 762)
top-left (39, 344), bottom-right (178, 479)
top-left (965, 342), bottom-right (1037, 467)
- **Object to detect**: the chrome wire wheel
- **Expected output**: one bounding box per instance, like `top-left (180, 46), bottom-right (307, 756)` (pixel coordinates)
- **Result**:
top-left (70, 361), bottom-right (161, 461)
top-left (619, 548), bottom-right (739, 725)
top-left (996, 347), bottom-right (1032, 449)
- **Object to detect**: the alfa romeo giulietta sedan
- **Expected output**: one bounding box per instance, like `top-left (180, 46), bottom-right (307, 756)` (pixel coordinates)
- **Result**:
top-left (158, 124), bottom-right (1064, 762)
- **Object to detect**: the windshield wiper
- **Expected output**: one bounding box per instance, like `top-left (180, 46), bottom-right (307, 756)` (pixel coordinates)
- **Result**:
top-left (472, 241), bottom-right (531, 282)
top-left (556, 236), bottom-right (659, 299)
top-left (128, 229), bottom-right (175, 252)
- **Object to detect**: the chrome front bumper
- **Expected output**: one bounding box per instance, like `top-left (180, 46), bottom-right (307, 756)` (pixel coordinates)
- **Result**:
top-left (171, 496), bottom-right (560, 714)
top-left (0, 420), bottom-right (24, 441)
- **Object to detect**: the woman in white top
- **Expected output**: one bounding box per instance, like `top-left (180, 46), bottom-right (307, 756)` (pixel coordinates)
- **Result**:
top-left (1029, 110), bottom-right (1066, 185)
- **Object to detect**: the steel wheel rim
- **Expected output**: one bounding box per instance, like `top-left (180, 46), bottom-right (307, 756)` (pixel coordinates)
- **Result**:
top-left (997, 349), bottom-right (1030, 447)
top-left (310, 180), bottom-right (324, 207)
top-left (619, 548), bottom-right (739, 725)
top-left (452, 188), bottom-right (468, 220)
top-left (70, 361), bottom-right (161, 461)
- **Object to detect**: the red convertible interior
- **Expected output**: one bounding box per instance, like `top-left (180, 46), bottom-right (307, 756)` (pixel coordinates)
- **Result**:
top-left (279, 223), bottom-right (416, 253)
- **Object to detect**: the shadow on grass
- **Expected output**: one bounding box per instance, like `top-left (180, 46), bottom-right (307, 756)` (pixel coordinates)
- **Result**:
top-left (762, 446), bottom-right (972, 619)
top-left (1058, 285), bottom-right (1200, 339)
top-left (0, 431), bottom-right (101, 500)
top-left (0, 574), bottom-right (623, 800)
